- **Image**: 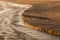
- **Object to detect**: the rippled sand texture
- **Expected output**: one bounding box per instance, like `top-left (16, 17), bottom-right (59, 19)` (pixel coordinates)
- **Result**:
top-left (0, 1), bottom-right (60, 40)
top-left (0, 1), bottom-right (34, 40)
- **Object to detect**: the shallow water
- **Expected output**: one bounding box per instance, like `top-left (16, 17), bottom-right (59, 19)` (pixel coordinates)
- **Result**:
top-left (0, 1), bottom-right (60, 40)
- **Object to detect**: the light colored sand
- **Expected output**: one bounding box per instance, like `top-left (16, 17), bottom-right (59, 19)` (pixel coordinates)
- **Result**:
top-left (0, 1), bottom-right (59, 40)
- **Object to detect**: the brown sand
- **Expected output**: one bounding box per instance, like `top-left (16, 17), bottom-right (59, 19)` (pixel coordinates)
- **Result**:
top-left (0, 0), bottom-right (60, 4)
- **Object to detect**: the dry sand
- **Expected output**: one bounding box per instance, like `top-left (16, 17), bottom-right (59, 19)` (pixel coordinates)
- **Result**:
top-left (0, 0), bottom-right (60, 4)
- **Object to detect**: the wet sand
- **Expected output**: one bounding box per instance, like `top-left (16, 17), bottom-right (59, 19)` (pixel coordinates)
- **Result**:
top-left (0, 1), bottom-right (60, 40)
